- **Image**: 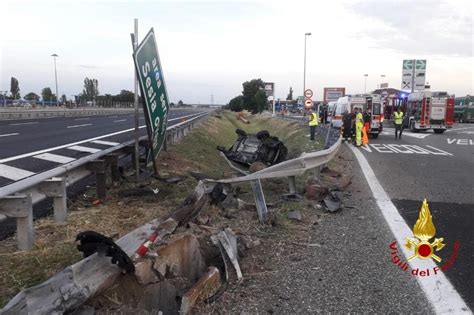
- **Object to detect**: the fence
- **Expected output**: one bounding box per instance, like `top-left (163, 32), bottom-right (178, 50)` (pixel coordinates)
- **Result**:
top-left (0, 111), bottom-right (210, 250)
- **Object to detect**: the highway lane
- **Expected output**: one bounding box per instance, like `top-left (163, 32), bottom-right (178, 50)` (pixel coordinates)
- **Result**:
top-left (0, 109), bottom-right (208, 188)
top-left (354, 124), bottom-right (474, 310)
top-left (0, 109), bottom-right (204, 159)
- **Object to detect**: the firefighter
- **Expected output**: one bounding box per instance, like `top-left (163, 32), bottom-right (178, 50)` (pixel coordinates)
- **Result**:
top-left (308, 108), bottom-right (319, 140)
top-left (355, 108), bottom-right (363, 147)
top-left (393, 107), bottom-right (404, 139)
top-left (363, 108), bottom-right (371, 133)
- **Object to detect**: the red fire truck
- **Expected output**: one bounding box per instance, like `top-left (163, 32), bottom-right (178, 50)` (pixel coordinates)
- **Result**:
top-left (404, 91), bottom-right (455, 134)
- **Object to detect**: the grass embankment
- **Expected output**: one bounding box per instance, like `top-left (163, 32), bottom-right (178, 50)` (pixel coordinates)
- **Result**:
top-left (0, 111), bottom-right (323, 308)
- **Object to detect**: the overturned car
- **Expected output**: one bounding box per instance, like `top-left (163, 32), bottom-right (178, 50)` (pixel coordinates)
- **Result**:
top-left (217, 129), bottom-right (288, 167)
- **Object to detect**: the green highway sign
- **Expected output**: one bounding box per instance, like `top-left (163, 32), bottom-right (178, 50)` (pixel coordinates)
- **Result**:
top-left (133, 28), bottom-right (169, 169)
top-left (416, 59), bottom-right (426, 70)
top-left (403, 59), bottom-right (414, 70)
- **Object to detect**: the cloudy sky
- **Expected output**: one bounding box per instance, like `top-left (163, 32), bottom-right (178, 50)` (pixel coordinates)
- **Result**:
top-left (1, 0), bottom-right (472, 103)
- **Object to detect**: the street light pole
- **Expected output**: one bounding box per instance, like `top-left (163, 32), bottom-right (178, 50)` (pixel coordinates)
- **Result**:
top-left (380, 74), bottom-right (386, 89)
top-left (364, 74), bottom-right (368, 93)
top-left (51, 54), bottom-right (59, 106)
top-left (303, 32), bottom-right (311, 109)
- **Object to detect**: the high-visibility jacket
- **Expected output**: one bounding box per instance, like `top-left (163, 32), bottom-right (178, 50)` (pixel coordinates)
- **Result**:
top-left (355, 112), bottom-right (363, 125)
top-left (394, 111), bottom-right (404, 125)
top-left (309, 113), bottom-right (319, 126)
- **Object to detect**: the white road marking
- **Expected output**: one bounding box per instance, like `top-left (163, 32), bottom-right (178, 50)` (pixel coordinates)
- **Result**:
top-left (0, 112), bottom-right (204, 164)
top-left (0, 164), bottom-right (35, 180)
top-left (348, 144), bottom-right (471, 314)
top-left (91, 140), bottom-right (120, 146)
top-left (74, 117), bottom-right (90, 121)
top-left (67, 123), bottom-right (92, 129)
top-left (382, 128), bottom-right (431, 139)
top-left (9, 121), bottom-right (38, 126)
top-left (0, 133), bottom-right (19, 138)
top-left (113, 119), bottom-right (127, 123)
top-left (33, 153), bottom-right (76, 164)
top-left (447, 138), bottom-right (474, 145)
top-left (359, 144), bottom-right (453, 156)
top-left (67, 145), bottom-right (101, 153)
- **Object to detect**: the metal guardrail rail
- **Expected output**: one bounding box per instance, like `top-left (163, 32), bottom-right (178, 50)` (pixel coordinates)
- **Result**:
top-left (0, 111), bottom-right (210, 250)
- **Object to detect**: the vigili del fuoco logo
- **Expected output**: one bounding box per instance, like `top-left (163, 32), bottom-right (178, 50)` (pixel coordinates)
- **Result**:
top-left (389, 199), bottom-right (460, 277)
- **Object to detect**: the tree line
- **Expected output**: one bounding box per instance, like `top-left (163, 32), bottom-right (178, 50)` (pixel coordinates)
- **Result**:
top-left (3, 76), bottom-right (139, 104)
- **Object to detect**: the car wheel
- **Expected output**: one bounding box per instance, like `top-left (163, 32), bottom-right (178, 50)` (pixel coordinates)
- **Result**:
top-left (434, 129), bottom-right (445, 134)
top-left (256, 130), bottom-right (270, 140)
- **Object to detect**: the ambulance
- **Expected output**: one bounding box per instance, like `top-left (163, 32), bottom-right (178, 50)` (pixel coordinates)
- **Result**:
top-left (332, 94), bottom-right (384, 138)
top-left (405, 91), bottom-right (454, 133)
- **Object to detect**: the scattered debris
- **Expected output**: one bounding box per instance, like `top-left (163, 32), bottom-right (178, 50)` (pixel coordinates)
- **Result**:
top-left (196, 214), bottom-right (210, 225)
top-left (117, 187), bottom-right (157, 198)
top-left (134, 259), bottom-right (160, 285)
top-left (305, 181), bottom-right (329, 201)
top-left (240, 234), bottom-right (261, 249)
top-left (321, 166), bottom-right (342, 178)
top-left (249, 161), bottom-right (267, 173)
top-left (291, 242), bottom-right (322, 248)
top-left (180, 267), bottom-right (221, 315)
top-left (282, 193), bottom-right (304, 202)
top-left (91, 199), bottom-right (103, 206)
top-left (323, 191), bottom-right (343, 212)
top-left (211, 228), bottom-right (242, 281)
top-left (153, 173), bottom-right (187, 184)
top-left (288, 210), bottom-right (303, 222)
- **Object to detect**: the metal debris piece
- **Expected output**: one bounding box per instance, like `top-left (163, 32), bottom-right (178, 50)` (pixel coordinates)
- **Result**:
top-left (288, 210), bottom-right (303, 222)
top-left (179, 267), bottom-right (221, 315)
top-left (323, 191), bottom-right (343, 212)
top-left (211, 228), bottom-right (242, 281)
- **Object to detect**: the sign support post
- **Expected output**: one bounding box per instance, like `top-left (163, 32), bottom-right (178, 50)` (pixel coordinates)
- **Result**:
top-left (132, 19), bottom-right (140, 183)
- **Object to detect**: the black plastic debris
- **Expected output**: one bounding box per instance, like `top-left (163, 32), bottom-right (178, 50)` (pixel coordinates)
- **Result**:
top-left (323, 191), bottom-right (343, 212)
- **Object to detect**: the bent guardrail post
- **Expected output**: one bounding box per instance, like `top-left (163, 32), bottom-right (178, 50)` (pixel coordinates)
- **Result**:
top-left (87, 160), bottom-right (107, 200)
top-left (0, 194), bottom-right (34, 250)
top-left (288, 176), bottom-right (297, 194)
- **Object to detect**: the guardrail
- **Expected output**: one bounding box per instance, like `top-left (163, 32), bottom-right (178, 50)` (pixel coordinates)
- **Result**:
top-left (0, 111), bottom-right (210, 250)
top-left (0, 108), bottom-right (141, 120)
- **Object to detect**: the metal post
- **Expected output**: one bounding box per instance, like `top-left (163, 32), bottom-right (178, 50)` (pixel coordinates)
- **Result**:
top-left (250, 180), bottom-right (268, 224)
top-left (288, 176), bottom-right (297, 194)
top-left (411, 59), bottom-right (415, 93)
top-left (52, 54), bottom-right (59, 106)
top-left (303, 33), bottom-right (311, 104)
top-left (133, 18), bottom-right (140, 183)
top-left (364, 74), bottom-right (368, 93)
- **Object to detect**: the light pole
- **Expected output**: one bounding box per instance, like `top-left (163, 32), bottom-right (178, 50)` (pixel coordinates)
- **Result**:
top-left (1, 91), bottom-right (7, 107)
top-left (364, 74), bottom-right (368, 93)
top-left (380, 74), bottom-right (386, 89)
top-left (303, 32), bottom-right (311, 109)
top-left (51, 54), bottom-right (59, 106)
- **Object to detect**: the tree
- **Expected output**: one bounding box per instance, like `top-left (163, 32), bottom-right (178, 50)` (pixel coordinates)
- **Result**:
top-left (83, 78), bottom-right (99, 101)
top-left (24, 92), bottom-right (40, 101)
top-left (253, 89), bottom-right (267, 114)
top-left (241, 78), bottom-right (265, 113)
top-left (228, 95), bottom-right (243, 112)
top-left (177, 100), bottom-right (184, 106)
top-left (41, 87), bottom-right (55, 102)
top-left (286, 87), bottom-right (293, 101)
top-left (115, 90), bottom-right (134, 102)
top-left (10, 77), bottom-right (20, 99)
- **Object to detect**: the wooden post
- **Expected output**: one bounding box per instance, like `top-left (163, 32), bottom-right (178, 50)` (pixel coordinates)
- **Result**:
top-left (0, 194), bottom-right (34, 250)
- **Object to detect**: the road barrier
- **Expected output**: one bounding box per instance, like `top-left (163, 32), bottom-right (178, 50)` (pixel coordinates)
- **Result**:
top-left (0, 111), bottom-right (210, 250)
top-left (0, 108), bottom-right (141, 120)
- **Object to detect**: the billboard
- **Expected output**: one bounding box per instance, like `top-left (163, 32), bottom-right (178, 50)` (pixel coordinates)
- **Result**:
top-left (264, 82), bottom-right (274, 97)
top-left (323, 87), bottom-right (345, 103)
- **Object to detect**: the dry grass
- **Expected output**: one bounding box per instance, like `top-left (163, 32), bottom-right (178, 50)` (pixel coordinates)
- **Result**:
top-left (0, 111), bottom-right (324, 309)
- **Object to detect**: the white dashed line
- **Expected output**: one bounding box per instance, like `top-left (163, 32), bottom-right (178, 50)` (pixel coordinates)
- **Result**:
top-left (0, 133), bottom-right (19, 138)
top-left (9, 121), bottom-right (38, 126)
top-left (349, 144), bottom-right (471, 314)
top-left (67, 145), bottom-right (101, 153)
top-left (33, 153), bottom-right (76, 164)
top-left (90, 140), bottom-right (120, 146)
top-left (114, 119), bottom-right (127, 123)
top-left (67, 123), bottom-right (92, 129)
top-left (0, 164), bottom-right (35, 180)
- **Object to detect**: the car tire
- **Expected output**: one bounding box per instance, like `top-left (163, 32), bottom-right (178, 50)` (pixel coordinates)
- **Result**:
top-left (256, 130), bottom-right (270, 140)
top-left (371, 133), bottom-right (379, 139)
top-left (235, 128), bottom-right (246, 136)
top-left (410, 121), bottom-right (419, 133)
top-left (434, 129), bottom-right (445, 134)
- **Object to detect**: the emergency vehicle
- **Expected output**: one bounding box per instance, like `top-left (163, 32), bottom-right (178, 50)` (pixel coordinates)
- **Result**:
top-left (332, 94), bottom-right (384, 138)
top-left (404, 91), bottom-right (454, 133)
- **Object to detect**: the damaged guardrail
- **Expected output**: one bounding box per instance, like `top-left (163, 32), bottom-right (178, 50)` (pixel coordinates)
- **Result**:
top-left (0, 111), bottom-right (210, 250)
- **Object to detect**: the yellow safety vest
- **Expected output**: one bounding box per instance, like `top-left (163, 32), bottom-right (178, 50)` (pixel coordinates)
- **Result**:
top-left (309, 113), bottom-right (319, 126)
top-left (394, 111), bottom-right (403, 125)
top-left (356, 112), bottom-right (363, 125)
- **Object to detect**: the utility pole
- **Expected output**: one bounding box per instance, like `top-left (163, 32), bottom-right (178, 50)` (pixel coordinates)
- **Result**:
top-left (364, 74), bottom-right (368, 93)
top-left (303, 32), bottom-right (311, 109)
top-left (51, 54), bottom-right (59, 106)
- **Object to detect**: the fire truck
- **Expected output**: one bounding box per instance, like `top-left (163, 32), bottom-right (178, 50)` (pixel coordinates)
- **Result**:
top-left (404, 91), bottom-right (455, 134)
top-left (332, 94), bottom-right (384, 138)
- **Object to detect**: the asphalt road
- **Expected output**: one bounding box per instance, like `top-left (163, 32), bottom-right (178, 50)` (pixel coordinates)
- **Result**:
top-left (0, 109), bottom-right (207, 188)
top-left (355, 123), bottom-right (474, 311)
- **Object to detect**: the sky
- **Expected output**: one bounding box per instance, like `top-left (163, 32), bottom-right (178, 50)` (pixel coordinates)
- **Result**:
top-left (1, 0), bottom-right (473, 104)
